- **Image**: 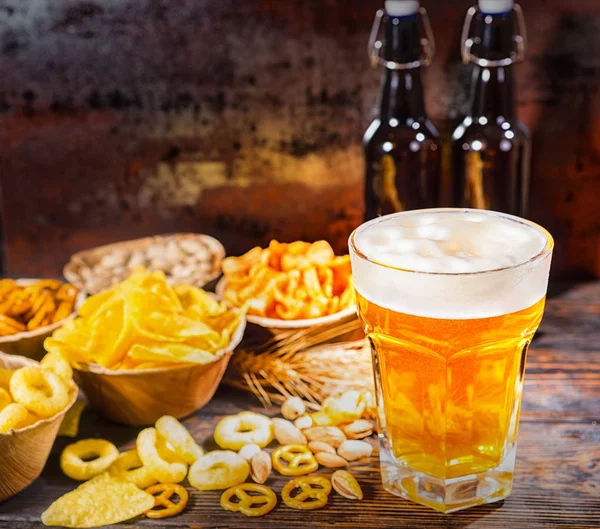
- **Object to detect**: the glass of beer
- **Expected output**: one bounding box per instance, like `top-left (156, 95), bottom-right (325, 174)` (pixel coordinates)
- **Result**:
top-left (349, 209), bottom-right (553, 513)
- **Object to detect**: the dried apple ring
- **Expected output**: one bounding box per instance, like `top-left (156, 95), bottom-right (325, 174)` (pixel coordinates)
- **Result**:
top-left (214, 412), bottom-right (274, 450)
top-left (9, 366), bottom-right (69, 418)
top-left (156, 415), bottom-right (204, 464)
top-left (137, 428), bottom-right (188, 484)
top-left (272, 444), bottom-right (318, 476)
top-left (221, 484), bottom-right (277, 517)
top-left (60, 439), bottom-right (119, 481)
top-left (108, 449), bottom-right (158, 490)
top-left (188, 450), bottom-right (249, 491)
top-left (0, 403), bottom-right (28, 433)
top-left (281, 476), bottom-right (332, 510)
top-left (40, 350), bottom-right (73, 383)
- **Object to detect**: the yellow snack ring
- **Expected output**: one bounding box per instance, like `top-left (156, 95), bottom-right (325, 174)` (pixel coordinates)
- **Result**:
top-left (60, 439), bottom-right (120, 481)
top-left (9, 366), bottom-right (69, 418)
top-left (214, 412), bottom-right (274, 450)
top-left (0, 403), bottom-right (28, 433)
top-left (108, 449), bottom-right (158, 490)
top-left (137, 427), bottom-right (188, 484)
top-left (188, 450), bottom-right (249, 491)
top-left (281, 476), bottom-right (332, 510)
top-left (221, 484), bottom-right (277, 517)
top-left (40, 350), bottom-right (73, 383)
top-left (156, 415), bottom-right (204, 465)
top-left (272, 444), bottom-right (318, 476)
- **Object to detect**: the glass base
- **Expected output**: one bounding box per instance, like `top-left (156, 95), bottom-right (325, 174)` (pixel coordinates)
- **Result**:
top-left (379, 438), bottom-right (516, 513)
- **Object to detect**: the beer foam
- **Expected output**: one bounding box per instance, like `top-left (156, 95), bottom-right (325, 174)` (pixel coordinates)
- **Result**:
top-left (350, 210), bottom-right (552, 319)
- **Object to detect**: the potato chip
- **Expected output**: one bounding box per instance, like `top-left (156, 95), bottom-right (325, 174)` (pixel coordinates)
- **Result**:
top-left (0, 368), bottom-right (13, 391)
top-left (41, 474), bottom-right (155, 528)
top-left (44, 268), bottom-right (243, 371)
top-left (221, 240), bottom-right (354, 320)
top-left (128, 344), bottom-right (216, 365)
top-left (0, 387), bottom-right (12, 411)
top-left (58, 401), bottom-right (87, 438)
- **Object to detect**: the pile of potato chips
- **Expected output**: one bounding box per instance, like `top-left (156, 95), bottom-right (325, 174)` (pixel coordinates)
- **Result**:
top-left (44, 268), bottom-right (243, 370)
top-left (221, 240), bottom-right (354, 320)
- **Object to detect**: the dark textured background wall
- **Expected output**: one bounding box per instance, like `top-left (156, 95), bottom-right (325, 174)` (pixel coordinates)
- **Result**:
top-left (0, 0), bottom-right (599, 279)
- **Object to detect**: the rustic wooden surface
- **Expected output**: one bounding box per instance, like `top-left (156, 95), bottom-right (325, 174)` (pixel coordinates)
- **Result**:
top-left (0, 281), bottom-right (598, 528)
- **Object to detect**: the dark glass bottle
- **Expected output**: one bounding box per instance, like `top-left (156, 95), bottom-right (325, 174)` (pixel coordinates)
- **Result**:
top-left (364, 2), bottom-right (441, 222)
top-left (452, 1), bottom-right (531, 216)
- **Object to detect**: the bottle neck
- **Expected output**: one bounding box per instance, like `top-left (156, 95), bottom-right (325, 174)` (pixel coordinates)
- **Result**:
top-left (470, 64), bottom-right (516, 119)
top-left (467, 9), bottom-right (517, 119)
top-left (378, 12), bottom-right (425, 120)
top-left (379, 68), bottom-right (426, 120)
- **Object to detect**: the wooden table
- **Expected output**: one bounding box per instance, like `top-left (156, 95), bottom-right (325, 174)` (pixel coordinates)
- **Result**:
top-left (0, 282), bottom-right (599, 528)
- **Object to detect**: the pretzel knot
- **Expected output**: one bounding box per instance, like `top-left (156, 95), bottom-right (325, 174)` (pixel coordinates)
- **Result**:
top-left (144, 483), bottom-right (189, 519)
top-left (272, 444), bottom-right (318, 476)
top-left (220, 484), bottom-right (277, 517)
top-left (281, 476), bottom-right (332, 510)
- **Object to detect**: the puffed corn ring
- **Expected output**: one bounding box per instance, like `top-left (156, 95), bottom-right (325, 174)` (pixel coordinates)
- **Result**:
top-left (221, 484), bottom-right (277, 517)
top-left (188, 450), bottom-right (249, 491)
top-left (281, 476), bottom-right (332, 510)
top-left (144, 483), bottom-right (189, 519)
top-left (60, 439), bottom-right (119, 481)
top-left (108, 449), bottom-right (158, 490)
top-left (156, 415), bottom-right (204, 464)
top-left (10, 366), bottom-right (70, 418)
top-left (272, 444), bottom-right (318, 476)
top-left (0, 403), bottom-right (28, 433)
top-left (0, 388), bottom-right (12, 411)
top-left (40, 350), bottom-right (73, 383)
top-left (137, 428), bottom-right (188, 484)
top-left (214, 412), bottom-right (274, 450)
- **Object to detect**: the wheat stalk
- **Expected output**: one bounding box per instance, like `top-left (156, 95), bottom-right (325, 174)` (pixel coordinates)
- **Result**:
top-left (225, 319), bottom-right (374, 408)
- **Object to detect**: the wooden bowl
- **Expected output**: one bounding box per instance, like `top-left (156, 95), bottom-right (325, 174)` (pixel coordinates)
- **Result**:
top-left (0, 280), bottom-right (85, 361)
top-left (63, 233), bottom-right (226, 296)
top-left (0, 352), bottom-right (78, 501)
top-left (216, 277), bottom-right (358, 339)
top-left (73, 315), bottom-right (247, 427)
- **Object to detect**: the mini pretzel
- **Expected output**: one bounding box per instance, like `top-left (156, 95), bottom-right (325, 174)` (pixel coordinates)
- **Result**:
top-left (281, 476), bottom-right (332, 510)
top-left (272, 444), bottom-right (318, 476)
top-left (144, 483), bottom-right (189, 519)
top-left (220, 483), bottom-right (277, 517)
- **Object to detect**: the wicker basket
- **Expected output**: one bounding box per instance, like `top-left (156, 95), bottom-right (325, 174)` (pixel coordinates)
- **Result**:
top-left (64, 233), bottom-right (226, 295)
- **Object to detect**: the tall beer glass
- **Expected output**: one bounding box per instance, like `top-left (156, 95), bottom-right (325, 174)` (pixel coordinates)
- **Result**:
top-left (349, 209), bottom-right (553, 513)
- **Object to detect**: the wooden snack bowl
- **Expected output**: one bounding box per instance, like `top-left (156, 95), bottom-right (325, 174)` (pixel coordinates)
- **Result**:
top-left (0, 280), bottom-right (85, 362)
top-left (63, 233), bottom-right (226, 296)
top-left (73, 316), bottom-right (247, 427)
top-left (0, 352), bottom-right (78, 502)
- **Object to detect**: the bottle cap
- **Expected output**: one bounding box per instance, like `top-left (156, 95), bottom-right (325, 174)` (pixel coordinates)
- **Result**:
top-left (478, 0), bottom-right (514, 14)
top-left (384, 1), bottom-right (419, 17)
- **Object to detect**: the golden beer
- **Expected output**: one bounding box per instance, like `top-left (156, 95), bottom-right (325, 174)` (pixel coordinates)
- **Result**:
top-left (350, 209), bottom-right (553, 512)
